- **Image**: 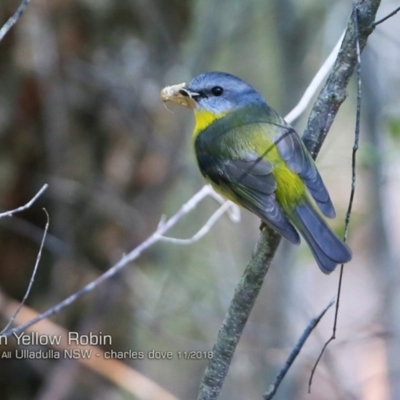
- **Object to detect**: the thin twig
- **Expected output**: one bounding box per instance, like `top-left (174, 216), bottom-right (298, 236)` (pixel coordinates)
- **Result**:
top-left (302, 0), bottom-right (380, 159)
top-left (208, 191), bottom-right (241, 222)
top-left (0, 184), bottom-right (48, 218)
top-left (0, 0), bottom-right (32, 43)
top-left (1, 185), bottom-right (232, 337)
top-left (264, 299), bottom-right (335, 400)
top-left (0, 209), bottom-right (49, 334)
top-left (160, 201), bottom-right (233, 245)
top-left (374, 6), bottom-right (400, 26)
top-left (308, 3), bottom-right (362, 392)
top-left (284, 32), bottom-right (345, 124)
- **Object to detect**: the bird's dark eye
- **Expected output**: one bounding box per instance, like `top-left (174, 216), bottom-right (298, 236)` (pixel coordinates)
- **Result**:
top-left (211, 86), bottom-right (224, 96)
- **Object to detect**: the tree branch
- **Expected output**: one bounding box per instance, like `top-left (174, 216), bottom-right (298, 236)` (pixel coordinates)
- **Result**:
top-left (264, 299), bottom-right (335, 400)
top-left (308, 4), bottom-right (364, 389)
top-left (0, 0), bottom-right (32, 43)
top-left (1, 185), bottom-right (235, 338)
top-left (0, 184), bottom-right (48, 218)
top-left (302, 0), bottom-right (380, 158)
top-left (1, 209), bottom-right (49, 334)
top-left (196, 1), bottom-right (381, 399)
top-left (198, 227), bottom-right (281, 400)
top-left (373, 5), bottom-right (400, 26)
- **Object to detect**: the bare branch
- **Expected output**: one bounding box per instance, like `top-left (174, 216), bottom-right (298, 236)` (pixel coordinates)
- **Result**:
top-left (197, 225), bottom-right (282, 400)
top-left (1, 209), bottom-right (49, 334)
top-left (264, 299), bottom-right (335, 400)
top-left (160, 201), bottom-right (235, 245)
top-left (0, 0), bottom-right (32, 43)
top-left (0, 184), bottom-right (48, 218)
top-left (1, 185), bottom-right (231, 337)
top-left (302, 0), bottom-right (381, 158)
top-left (374, 6), bottom-right (400, 26)
top-left (309, 4), bottom-right (363, 391)
top-left (207, 190), bottom-right (241, 223)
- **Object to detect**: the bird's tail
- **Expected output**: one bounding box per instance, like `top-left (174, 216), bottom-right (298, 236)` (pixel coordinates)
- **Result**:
top-left (290, 200), bottom-right (352, 274)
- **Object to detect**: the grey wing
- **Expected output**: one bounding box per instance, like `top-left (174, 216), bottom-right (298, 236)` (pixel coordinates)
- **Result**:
top-left (274, 125), bottom-right (336, 218)
top-left (199, 152), bottom-right (300, 244)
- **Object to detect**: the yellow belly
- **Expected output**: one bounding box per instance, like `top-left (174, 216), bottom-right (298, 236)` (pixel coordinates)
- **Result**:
top-left (273, 163), bottom-right (305, 211)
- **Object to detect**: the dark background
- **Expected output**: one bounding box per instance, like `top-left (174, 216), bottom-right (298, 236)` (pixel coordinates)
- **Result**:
top-left (0, 0), bottom-right (400, 399)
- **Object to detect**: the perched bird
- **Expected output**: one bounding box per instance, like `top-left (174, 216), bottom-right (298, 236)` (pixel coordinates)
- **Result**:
top-left (161, 72), bottom-right (351, 273)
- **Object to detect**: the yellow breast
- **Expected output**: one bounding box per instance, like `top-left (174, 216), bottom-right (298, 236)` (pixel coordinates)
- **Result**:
top-left (193, 109), bottom-right (226, 139)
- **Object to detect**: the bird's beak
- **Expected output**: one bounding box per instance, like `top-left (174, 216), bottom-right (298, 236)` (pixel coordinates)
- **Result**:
top-left (160, 82), bottom-right (198, 109)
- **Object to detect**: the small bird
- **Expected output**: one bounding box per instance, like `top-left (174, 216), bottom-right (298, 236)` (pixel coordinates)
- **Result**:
top-left (161, 72), bottom-right (351, 273)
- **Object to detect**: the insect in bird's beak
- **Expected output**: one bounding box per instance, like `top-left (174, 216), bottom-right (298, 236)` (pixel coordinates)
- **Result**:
top-left (161, 83), bottom-right (198, 109)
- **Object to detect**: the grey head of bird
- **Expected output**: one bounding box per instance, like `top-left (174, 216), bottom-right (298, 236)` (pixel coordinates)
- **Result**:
top-left (163, 72), bottom-right (267, 114)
